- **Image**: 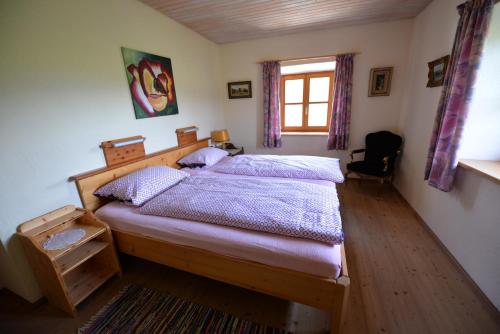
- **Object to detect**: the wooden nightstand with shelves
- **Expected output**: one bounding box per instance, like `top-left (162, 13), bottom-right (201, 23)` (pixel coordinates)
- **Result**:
top-left (17, 205), bottom-right (121, 315)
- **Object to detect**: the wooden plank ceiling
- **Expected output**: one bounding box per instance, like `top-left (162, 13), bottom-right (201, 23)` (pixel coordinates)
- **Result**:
top-left (141, 0), bottom-right (432, 44)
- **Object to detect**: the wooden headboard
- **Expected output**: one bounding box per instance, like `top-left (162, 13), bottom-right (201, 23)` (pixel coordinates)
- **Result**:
top-left (69, 138), bottom-right (210, 211)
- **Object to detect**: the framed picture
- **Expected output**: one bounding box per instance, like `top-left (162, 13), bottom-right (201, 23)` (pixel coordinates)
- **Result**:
top-left (228, 81), bottom-right (252, 99)
top-left (121, 47), bottom-right (178, 119)
top-left (427, 55), bottom-right (450, 87)
top-left (369, 67), bottom-right (393, 97)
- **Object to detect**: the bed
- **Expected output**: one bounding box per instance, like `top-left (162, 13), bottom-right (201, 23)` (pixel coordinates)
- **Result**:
top-left (70, 136), bottom-right (350, 334)
top-left (96, 200), bottom-right (342, 279)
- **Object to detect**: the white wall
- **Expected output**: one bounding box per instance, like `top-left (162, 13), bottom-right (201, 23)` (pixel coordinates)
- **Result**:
top-left (0, 0), bottom-right (224, 302)
top-left (220, 20), bottom-right (414, 167)
top-left (396, 0), bottom-right (500, 310)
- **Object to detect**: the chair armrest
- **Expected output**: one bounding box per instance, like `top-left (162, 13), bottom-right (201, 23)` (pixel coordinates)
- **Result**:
top-left (383, 156), bottom-right (390, 172)
top-left (383, 150), bottom-right (401, 172)
top-left (350, 149), bottom-right (365, 162)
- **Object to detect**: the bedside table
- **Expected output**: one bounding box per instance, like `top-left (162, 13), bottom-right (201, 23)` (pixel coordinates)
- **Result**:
top-left (17, 205), bottom-right (121, 315)
top-left (224, 146), bottom-right (244, 156)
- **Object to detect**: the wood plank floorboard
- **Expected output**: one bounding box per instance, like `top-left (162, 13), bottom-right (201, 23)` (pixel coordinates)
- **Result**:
top-left (0, 180), bottom-right (498, 333)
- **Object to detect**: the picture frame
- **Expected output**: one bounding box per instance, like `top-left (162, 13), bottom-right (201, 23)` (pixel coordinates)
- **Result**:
top-left (227, 81), bottom-right (252, 99)
top-left (427, 55), bottom-right (450, 87)
top-left (368, 67), bottom-right (393, 97)
top-left (121, 47), bottom-right (178, 119)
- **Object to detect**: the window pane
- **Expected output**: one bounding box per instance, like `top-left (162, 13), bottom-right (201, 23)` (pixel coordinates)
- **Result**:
top-left (284, 104), bottom-right (303, 127)
top-left (308, 103), bottom-right (328, 127)
top-left (281, 61), bottom-right (336, 75)
top-left (285, 79), bottom-right (304, 103)
top-left (309, 77), bottom-right (330, 102)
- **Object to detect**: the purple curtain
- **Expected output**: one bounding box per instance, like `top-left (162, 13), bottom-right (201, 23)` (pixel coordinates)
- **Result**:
top-left (327, 54), bottom-right (354, 150)
top-left (262, 61), bottom-right (282, 148)
top-left (425, 0), bottom-right (494, 191)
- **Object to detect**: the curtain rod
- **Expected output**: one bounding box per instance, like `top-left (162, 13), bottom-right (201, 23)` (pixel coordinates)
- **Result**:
top-left (257, 52), bottom-right (360, 64)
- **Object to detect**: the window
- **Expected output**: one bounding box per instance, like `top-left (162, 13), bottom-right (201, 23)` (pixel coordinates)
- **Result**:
top-left (457, 6), bottom-right (500, 182)
top-left (280, 71), bottom-right (334, 132)
top-left (458, 5), bottom-right (500, 162)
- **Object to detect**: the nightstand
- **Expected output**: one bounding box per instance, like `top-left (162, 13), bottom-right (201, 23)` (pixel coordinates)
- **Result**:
top-left (224, 146), bottom-right (244, 156)
top-left (17, 205), bottom-right (121, 315)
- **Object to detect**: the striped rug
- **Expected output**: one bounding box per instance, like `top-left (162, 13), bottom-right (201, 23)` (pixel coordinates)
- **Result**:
top-left (79, 285), bottom-right (287, 333)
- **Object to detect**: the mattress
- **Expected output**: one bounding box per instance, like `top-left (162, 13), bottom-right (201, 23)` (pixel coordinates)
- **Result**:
top-left (95, 172), bottom-right (342, 278)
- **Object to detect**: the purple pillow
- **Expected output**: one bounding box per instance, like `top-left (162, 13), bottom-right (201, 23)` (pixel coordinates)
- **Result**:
top-left (94, 166), bottom-right (188, 206)
top-left (177, 147), bottom-right (228, 168)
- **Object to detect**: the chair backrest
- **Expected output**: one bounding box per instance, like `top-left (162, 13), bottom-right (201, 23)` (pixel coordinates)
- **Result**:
top-left (364, 131), bottom-right (402, 167)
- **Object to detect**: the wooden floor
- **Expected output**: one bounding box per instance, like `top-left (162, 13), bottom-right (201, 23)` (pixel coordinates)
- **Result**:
top-left (1, 181), bottom-right (499, 334)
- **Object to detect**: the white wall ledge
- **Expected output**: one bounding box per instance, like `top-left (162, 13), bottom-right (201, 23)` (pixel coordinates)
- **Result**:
top-left (458, 159), bottom-right (500, 185)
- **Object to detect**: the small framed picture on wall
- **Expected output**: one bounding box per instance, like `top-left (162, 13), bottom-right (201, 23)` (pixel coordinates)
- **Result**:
top-left (227, 81), bottom-right (252, 99)
top-left (368, 67), bottom-right (393, 97)
top-left (427, 55), bottom-right (450, 87)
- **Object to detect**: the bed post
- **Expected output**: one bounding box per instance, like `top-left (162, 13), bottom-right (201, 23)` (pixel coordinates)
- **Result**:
top-left (330, 276), bottom-right (350, 334)
top-left (331, 242), bottom-right (350, 334)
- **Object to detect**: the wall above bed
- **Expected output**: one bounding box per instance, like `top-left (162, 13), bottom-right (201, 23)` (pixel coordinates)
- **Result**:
top-left (0, 0), bottom-right (225, 302)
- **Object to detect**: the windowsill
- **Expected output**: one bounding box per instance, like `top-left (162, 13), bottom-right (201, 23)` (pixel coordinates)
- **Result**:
top-left (281, 132), bottom-right (329, 136)
top-left (458, 159), bottom-right (500, 185)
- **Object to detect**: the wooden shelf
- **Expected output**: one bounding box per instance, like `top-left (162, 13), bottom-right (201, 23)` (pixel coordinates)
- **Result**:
top-left (17, 206), bottom-right (121, 315)
top-left (24, 209), bottom-right (85, 237)
top-left (34, 224), bottom-right (106, 260)
top-left (65, 260), bottom-right (116, 306)
top-left (57, 241), bottom-right (109, 276)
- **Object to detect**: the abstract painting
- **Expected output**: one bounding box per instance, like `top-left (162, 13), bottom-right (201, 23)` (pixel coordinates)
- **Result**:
top-left (121, 47), bottom-right (178, 119)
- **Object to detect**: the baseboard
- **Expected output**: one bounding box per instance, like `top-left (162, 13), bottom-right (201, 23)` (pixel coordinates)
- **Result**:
top-left (392, 187), bottom-right (500, 316)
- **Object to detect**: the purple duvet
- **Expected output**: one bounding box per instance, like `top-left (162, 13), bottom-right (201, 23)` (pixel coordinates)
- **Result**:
top-left (211, 154), bottom-right (344, 183)
top-left (139, 176), bottom-right (343, 245)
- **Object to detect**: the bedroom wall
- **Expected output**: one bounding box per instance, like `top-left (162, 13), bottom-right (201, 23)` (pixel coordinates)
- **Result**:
top-left (219, 20), bottom-right (414, 167)
top-left (0, 0), bottom-right (224, 302)
top-left (395, 0), bottom-right (500, 310)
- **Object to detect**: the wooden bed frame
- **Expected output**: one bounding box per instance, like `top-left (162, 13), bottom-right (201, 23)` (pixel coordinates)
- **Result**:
top-left (69, 137), bottom-right (350, 334)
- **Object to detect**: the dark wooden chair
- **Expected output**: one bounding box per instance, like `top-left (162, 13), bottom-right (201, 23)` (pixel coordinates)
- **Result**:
top-left (346, 131), bottom-right (402, 183)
